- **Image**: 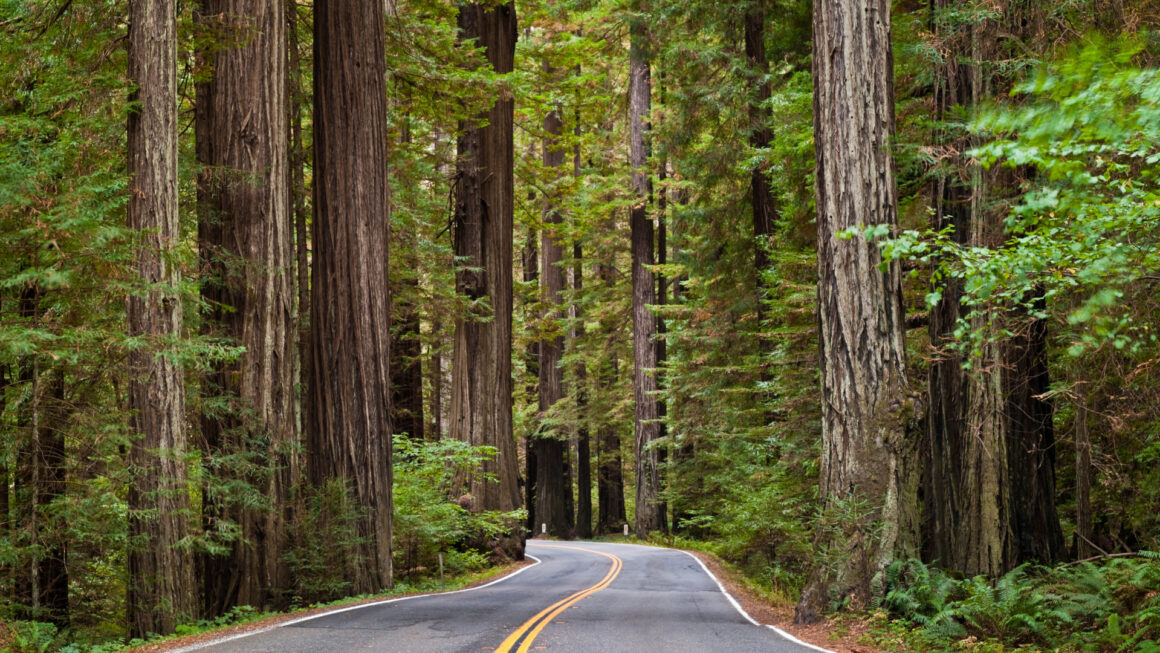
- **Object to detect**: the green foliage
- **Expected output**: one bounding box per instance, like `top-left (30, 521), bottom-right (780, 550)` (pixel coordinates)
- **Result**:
top-left (876, 556), bottom-right (1160, 652)
top-left (282, 480), bottom-right (369, 606)
top-left (3, 621), bottom-right (67, 653)
top-left (392, 436), bottom-right (514, 577)
top-left (884, 37), bottom-right (1160, 358)
top-left (170, 605), bottom-right (268, 639)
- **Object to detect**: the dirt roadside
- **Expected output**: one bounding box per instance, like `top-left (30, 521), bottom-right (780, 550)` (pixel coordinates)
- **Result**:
top-left (686, 550), bottom-right (885, 653)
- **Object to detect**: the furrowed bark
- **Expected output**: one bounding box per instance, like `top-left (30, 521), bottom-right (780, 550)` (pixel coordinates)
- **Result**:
top-left (629, 2), bottom-right (665, 536)
top-left (796, 0), bottom-right (920, 624)
top-left (534, 67), bottom-right (573, 538)
top-left (574, 242), bottom-right (593, 539)
top-left (596, 259), bottom-right (626, 534)
top-left (523, 228), bottom-right (539, 533)
top-left (392, 280), bottom-right (425, 441)
top-left (449, 2), bottom-right (523, 558)
top-left (923, 0), bottom-right (1062, 576)
top-left (127, 0), bottom-right (197, 633)
top-left (745, 0), bottom-right (776, 288)
top-left (196, 0), bottom-right (295, 613)
top-left (309, 0), bottom-right (394, 593)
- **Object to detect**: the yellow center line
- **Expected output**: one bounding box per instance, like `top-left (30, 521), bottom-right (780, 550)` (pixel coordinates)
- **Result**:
top-left (494, 544), bottom-right (623, 653)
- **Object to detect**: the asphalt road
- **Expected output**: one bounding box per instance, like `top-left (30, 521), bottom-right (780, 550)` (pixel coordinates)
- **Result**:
top-left (180, 540), bottom-right (826, 653)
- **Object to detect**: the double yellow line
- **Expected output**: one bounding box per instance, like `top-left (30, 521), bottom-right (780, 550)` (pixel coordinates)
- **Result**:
top-left (494, 544), bottom-right (623, 653)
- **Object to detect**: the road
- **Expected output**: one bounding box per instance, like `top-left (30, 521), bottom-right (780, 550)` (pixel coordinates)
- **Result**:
top-left (180, 540), bottom-right (826, 653)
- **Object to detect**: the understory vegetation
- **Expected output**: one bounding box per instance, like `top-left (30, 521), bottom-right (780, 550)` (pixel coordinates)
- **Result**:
top-left (2, 0), bottom-right (1160, 651)
top-left (872, 555), bottom-right (1160, 652)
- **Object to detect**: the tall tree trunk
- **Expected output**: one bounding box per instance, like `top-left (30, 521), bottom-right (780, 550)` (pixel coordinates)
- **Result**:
top-left (573, 243), bottom-right (593, 539)
top-left (795, 0), bottom-right (919, 623)
top-left (391, 281), bottom-right (425, 441)
top-left (0, 303), bottom-right (7, 595)
top-left (923, 0), bottom-right (1063, 576)
top-left (391, 117), bottom-right (425, 442)
top-left (37, 374), bottom-right (67, 626)
top-left (629, 3), bottom-right (665, 536)
top-left (1074, 382), bottom-right (1093, 558)
top-left (522, 230), bottom-right (538, 533)
top-left (923, 0), bottom-right (972, 568)
top-left (745, 0), bottom-right (776, 290)
top-left (10, 288), bottom-right (68, 626)
top-left (534, 69), bottom-right (572, 538)
top-left (449, 2), bottom-right (523, 558)
top-left (196, 0), bottom-right (295, 614)
top-left (309, 0), bottom-right (394, 593)
top-left (288, 0), bottom-right (310, 452)
top-left (427, 318), bottom-right (444, 440)
top-left (12, 287), bottom-right (36, 620)
top-left (1004, 306), bottom-right (1063, 563)
top-left (126, 0), bottom-right (197, 633)
top-left (596, 259), bottom-right (626, 534)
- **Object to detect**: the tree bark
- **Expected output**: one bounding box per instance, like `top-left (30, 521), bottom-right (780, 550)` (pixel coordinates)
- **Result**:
top-left (0, 308), bottom-right (7, 594)
top-left (923, 0), bottom-right (1063, 576)
top-left (288, 0), bottom-right (310, 452)
top-left (534, 70), bottom-right (573, 538)
top-left (629, 4), bottom-right (665, 536)
top-left (10, 287), bottom-right (69, 626)
top-left (573, 243), bottom-right (593, 539)
top-left (596, 259), bottom-right (626, 534)
top-left (745, 0), bottom-right (776, 286)
top-left (923, 0), bottom-right (971, 568)
top-left (127, 0), bottom-right (197, 633)
top-left (391, 281), bottom-right (425, 441)
top-left (1004, 307), bottom-right (1064, 563)
top-left (309, 0), bottom-right (394, 593)
top-left (196, 0), bottom-right (295, 614)
top-left (522, 229), bottom-right (538, 533)
top-left (428, 317), bottom-right (444, 440)
top-left (37, 374), bottom-right (68, 626)
top-left (1074, 382), bottom-right (1092, 558)
top-left (449, 2), bottom-right (523, 558)
top-left (796, 0), bottom-right (919, 623)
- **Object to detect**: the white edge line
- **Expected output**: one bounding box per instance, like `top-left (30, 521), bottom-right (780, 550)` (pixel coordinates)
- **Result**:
top-left (170, 554), bottom-right (543, 653)
top-left (679, 549), bottom-right (836, 653)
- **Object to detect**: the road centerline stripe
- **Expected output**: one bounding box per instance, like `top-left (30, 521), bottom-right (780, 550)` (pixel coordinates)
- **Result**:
top-left (495, 544), bottom-right (622, 653)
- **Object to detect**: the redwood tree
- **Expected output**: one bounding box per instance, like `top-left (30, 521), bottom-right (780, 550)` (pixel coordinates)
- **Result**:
top-left (448, 2), bottom-right (523, 557)
top-left (308, 0), bottom-right (394, 593)
top-left (534, 71), bottom-right (572, 538)
top-left (795, 0), bottom-right (920, 623)
top-left (923, 0), bottom-right (1063, 577)
top-left (745, 0), bottom-right (775, 284)
top-left (126, 0), bottom-right (196, 634)
top-left (196, 0), bottom-right (295, 614)
top-left (629, 1), bottom-right (665, 536)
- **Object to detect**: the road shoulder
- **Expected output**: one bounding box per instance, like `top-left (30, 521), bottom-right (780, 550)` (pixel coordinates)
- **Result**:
top-left (684, 549), bottom-right (883, 653)
top-left (125, 559), bottom-right (536, 653)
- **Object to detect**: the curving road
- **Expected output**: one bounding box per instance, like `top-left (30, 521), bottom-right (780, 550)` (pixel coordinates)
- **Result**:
top-left (179, 541), bottom-right (826, 653)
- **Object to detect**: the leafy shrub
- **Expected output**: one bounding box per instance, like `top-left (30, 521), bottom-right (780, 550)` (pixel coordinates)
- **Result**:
top-left (282, 479), bottom-right (369, 605)
top-left (392, 436), bottom-right (516, 578)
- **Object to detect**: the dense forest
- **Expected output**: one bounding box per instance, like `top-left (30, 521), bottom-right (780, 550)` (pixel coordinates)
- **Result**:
top-left (1, 0), bottom-right (1159, 649)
